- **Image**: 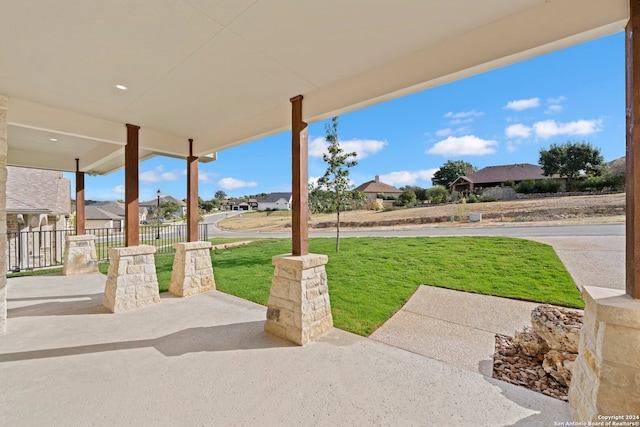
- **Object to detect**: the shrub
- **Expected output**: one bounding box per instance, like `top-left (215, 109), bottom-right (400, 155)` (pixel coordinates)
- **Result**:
top-left (467, 193), bottom-right (478, 203)
top-left (515, 180), bottom-right (536, 194)
top-left (503, 180), bottom-right (515, 188)
top-left (427, 185), bottom-right (450, 205)
top-left (534, 179), bottom-right (560, 193)
top-left (480, 196), bottom-right (496, 202)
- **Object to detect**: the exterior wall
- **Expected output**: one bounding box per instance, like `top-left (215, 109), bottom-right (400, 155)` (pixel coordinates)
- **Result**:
top-left (85, 219), bottom-right (114, 229)
top-left (258, 198), bottom-right (292, 211)
top-left (0, 95), bottom-right (7, 333)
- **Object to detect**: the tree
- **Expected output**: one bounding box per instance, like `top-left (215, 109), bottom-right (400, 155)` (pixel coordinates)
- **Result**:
top-left (317, 117), bottom-right (358, 252)
top-left (214, 190), bottom-right (227, 201)
top-left (432, 160), bottom-right (476, 188)
top-left (160, 201), bottom-right (180, 219)
top-left (538, 141), bottom-right (604, 180)
top-left (426, 185), bottom-right (450, 204)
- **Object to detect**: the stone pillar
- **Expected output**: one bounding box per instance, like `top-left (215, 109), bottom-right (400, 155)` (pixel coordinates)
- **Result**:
top-left (568, 286), bottom-right (640, 420)
top-left (0, 95), bottom-right (7, 334)
top-left (103, 245), bottom-right (160, 312)
top-left (169, 241), bottom-right (215, 297)
top-left (265, 254), bottom-right (333, 345)
top-left (62, 234), bottom-right (98, 275)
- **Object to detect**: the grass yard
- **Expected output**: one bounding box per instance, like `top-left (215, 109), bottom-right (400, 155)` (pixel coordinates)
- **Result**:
top-left (213, 237), bottom-right (583, 336)
top-left (98, 236), bottom-right (582, 336)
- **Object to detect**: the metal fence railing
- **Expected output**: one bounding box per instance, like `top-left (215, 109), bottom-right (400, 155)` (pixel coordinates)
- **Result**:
top-left (6, 223), bottom-right (210, 272)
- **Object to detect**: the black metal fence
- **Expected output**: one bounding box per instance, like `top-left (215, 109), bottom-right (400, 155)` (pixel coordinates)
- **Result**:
top-left (6, 223), bottom-right (210, 272)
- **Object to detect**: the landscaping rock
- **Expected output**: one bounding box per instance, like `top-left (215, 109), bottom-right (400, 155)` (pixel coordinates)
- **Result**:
top-left (530, 304), bottom-right (582, 353)
top-left (514, 326), bottom-right (548, 359)
top-left (543, 350), bottom-right (577, 387)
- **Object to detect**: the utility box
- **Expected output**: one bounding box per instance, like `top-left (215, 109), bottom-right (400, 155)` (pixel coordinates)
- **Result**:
top-left (469, 213), bottom-right (482, 222)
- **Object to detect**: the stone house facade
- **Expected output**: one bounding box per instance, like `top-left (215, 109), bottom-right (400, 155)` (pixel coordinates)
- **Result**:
top-left (6, 166), bottom-right (71, 271)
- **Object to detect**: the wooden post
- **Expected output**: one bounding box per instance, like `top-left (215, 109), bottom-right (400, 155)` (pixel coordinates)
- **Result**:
top-left (627, 1), bottom-right (640, 299)
top-left (187, 139), bottom-right (198, 242)
top-left (75, 158), bottom-right (85, 236)
top-left (291, 95), bottom-right (309, 256)
top-left (125, 124), bottom-right (140, 247)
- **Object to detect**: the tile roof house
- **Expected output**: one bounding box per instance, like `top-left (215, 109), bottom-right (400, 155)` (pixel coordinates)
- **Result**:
top-left (354, 176), bottom-right (403, 200)
top-left (6, 166), bottom-right (71, 271)
top-left (257, 193), bottom-right (292, 211)
top-left (451, 164), bottom-right (554, 193)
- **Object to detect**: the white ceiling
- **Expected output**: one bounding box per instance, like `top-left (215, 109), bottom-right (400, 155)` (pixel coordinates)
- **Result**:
top-left (0, 0), bottom-right (628, 174)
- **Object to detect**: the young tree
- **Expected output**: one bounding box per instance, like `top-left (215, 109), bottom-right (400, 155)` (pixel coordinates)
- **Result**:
top-left (432, 160), bottom-right (476, 188)
top-left (317, 117), bottom-right (358, 252)
top-left (538, 141), bottom-right (604, 180)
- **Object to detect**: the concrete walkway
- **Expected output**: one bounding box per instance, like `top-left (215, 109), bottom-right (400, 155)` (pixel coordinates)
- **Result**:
top-left (1, 273), bottom-right (569, 426)
top-left (371, 235), bottom-right (624, 379)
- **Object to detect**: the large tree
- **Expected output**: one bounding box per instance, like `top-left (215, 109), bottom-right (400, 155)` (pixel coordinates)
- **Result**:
top-left (431, 160), bottom-right (476, 188)
top-left (538, 141), bottom-right (604, 180)
top-left (214, 190), bottom-right (227, 201)
top-left (317, 117), bottom-right (358, 252)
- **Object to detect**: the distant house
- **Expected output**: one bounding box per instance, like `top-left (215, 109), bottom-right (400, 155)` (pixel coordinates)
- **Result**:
top-left (85, 205), bottom-right (124, 230)
top-left (451, 164), bottom-right (554, 193)
top-left (140, 195), bottom-right (187, 218)
top-left (6, 166), bottom-right (71, 271)
top-left (354, 176), bottom-right (402, 201)
top-left (258, 193), bottom-right (292, 211)
top-left (83, 201), bottom-right (147, 228)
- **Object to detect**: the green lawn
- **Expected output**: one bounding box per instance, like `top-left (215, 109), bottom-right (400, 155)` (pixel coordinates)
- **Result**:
top-left (103, 236), bottom-right (583, 336)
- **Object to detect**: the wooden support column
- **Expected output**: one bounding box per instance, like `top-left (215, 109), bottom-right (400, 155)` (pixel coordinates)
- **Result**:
top-left (187, 139), bottom-right (198, 242)
top-left (125, 124), bottom-right (140, 247)
top-left (75, 158), bottom-right (85, 235)
top-left (627, 1), bottom-right (640, 299)
top-left (291, 95), bottom-right (309, 256)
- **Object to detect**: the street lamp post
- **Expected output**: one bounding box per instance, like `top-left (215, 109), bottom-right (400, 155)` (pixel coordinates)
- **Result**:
top-left (156, 189), bottom-right (161, 240)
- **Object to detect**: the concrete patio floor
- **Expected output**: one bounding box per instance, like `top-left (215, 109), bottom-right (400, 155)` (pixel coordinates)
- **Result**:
top-left (0, 273), bottom-right (570, 426)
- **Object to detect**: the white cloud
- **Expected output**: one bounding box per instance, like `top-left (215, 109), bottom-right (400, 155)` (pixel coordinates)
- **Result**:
top-left (198, 171), bottom-right (218, 183)
top-left (533, 119), bottom-right (603, 139)
top-left (378, 169), bottom-right (438, 186)
top-left (427, 135), bottom-right (498, 156)
top-left (506, 142), bottom-right (517, 153)
top-left (444, 110), bottom-right (483, 119)
top-left (113, 185), bottom-right (125, 194)
top-left (545, 96), bottom-right (567, 114)
top-left (545, 105), bottom-right (563, 114)
top-left (436, 127), bottom-right (468, 136)
top-left (139, 165), bottom-right (182, 184)
top-left (505, 124), bottom-right (532, 139)
top-left (218, 177), bottom-right (258, 190)
top-left (505, 97), bottom-right (540, 111)
top-left (308, 137), bottom-right (386, 159)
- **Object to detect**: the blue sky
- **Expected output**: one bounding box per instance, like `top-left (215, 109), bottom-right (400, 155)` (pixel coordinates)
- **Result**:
top-left (70, 32), bottom-right (625, 202)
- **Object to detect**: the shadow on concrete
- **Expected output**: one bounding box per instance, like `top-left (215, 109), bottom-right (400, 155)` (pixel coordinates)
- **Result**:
top-left (8, 294), bottom-right (100, 302)
top-left (482, 375), bottom-right (569, 426)
top-left (0, 321), bottom-right (292, 363)
top-left (7, 294), bottom-right (108, 317)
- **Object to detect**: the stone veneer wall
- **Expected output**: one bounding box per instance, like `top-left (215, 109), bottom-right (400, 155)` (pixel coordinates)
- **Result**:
top-left (264, 254), bottom-right (333, 345)
top-left (62, 234), bottom-right (98, 275)
top-left (103, 245), bottom-right (160, 312)
top-left (569, 286), bottom-right (640, 420)
top-left (0, 95), bottom-right (7, 333)
top-left (169, 241), bottom-right (215, 297)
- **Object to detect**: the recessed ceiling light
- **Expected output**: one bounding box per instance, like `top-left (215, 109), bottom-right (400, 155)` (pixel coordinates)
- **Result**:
top-left (115, 84), bottom-right (128, 91)
top-left (49, 138), bottom-right (58, 142)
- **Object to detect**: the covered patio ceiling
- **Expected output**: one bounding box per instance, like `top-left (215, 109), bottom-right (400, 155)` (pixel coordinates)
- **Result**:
top-left (0, 0), bottom-right (628, 175)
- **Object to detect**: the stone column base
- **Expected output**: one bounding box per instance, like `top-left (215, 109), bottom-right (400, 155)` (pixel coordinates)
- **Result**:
top-left (103, 245), bottom-right (160, 313)
top-left (265, 254), bottom-right (333, 345)
top-left (62, 234), bottom-right (98, 275)
top-left (169, 241), bottom-right (215, 297)
top-left (568, 286), bottom-right (640, 420)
